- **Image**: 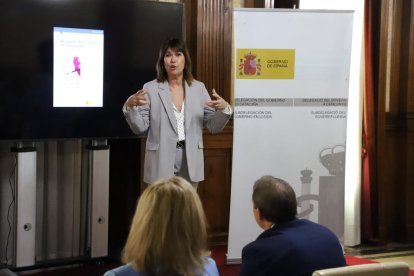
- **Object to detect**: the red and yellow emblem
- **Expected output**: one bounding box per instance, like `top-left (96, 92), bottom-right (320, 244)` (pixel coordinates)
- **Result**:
top-left (241, 52), bottom-right (261, 76)
top-left (236, 48), bottom-right (295, 79)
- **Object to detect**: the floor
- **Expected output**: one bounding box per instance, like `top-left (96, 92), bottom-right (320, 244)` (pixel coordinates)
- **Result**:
top-left (345, 243), bottom-right (414, 270)
top-left (4, 243), bottom-right (414, 275)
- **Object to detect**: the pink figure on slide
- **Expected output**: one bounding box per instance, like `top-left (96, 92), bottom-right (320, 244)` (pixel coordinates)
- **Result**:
top-left (73, 57), bottom-right (81, 75)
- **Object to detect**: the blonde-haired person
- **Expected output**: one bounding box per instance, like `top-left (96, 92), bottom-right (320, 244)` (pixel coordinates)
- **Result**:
top-left (104, 176), bottom-right (219, 276)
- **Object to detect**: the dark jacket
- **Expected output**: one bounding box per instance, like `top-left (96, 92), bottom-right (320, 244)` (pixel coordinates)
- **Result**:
top-left (240, 219), bottom-right (346, 276)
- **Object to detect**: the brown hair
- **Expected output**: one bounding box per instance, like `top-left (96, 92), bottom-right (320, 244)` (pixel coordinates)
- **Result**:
top-left (252, 175), bottom-right (297, 224)
top-left (122, 176), bottom-right (208, 275)
top-left (156, 37), bottom-right (194, 85)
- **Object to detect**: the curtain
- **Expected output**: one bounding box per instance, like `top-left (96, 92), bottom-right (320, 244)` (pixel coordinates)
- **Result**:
top-left (361, 0), bottom-right (378, 243)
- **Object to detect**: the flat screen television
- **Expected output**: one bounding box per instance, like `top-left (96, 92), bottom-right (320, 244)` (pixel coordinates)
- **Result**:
top-left (0, 0), bottom-right (183, 141)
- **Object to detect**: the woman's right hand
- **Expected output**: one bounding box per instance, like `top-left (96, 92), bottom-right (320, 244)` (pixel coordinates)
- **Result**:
top-left (126, 89), bottom-right (149, 108)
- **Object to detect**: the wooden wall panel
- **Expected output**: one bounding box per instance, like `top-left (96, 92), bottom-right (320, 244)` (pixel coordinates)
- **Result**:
top-left (184, 0), bottom-right (198, 73)
top-left (407, 3), bottom-right (414, 134)
top-left (405, 134), bottom-right (414, 241)
top-left (377, 0), bottom-right (414, 243)
top-left (195, 0), bottom-right (232, 103)
top-left (183, 0), bottom-right (234, 244)
top-left (198, 127), bottom-right (233, 245)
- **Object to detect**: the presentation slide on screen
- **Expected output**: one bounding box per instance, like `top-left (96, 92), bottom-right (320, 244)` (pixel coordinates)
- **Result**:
top-left (53, 27), bottom-right (104, 107)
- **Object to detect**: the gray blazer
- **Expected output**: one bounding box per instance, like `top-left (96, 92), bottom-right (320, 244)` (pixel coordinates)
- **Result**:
top-left (124, 79), bottom-right (231, 183)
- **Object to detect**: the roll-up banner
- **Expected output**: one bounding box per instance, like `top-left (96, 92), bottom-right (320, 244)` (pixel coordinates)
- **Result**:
top-left (228, 9), bottom-right (354, 263)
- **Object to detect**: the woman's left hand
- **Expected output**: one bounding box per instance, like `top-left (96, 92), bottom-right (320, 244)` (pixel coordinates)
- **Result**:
top-left (207, 89), bottom-right (229, 110)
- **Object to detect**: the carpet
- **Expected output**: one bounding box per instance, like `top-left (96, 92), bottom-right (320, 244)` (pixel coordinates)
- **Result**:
top-left (13, 246), bottom-right (414, 276)
top-left (345, 255), bottom-right (414, 276)
top-left (211, 245), bottom-right (240, 276)
top-left (344, 255), bottom-right (378, 266)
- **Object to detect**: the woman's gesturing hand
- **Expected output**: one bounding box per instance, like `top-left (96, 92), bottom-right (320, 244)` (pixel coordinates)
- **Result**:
top-left (126, 89), bottom-right (149, 108)
top-left (207, 89), bottom-right (229, 110)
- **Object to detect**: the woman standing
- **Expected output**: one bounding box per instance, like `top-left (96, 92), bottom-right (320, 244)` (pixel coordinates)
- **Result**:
top-left (123, 38), bottom-right (232, 187)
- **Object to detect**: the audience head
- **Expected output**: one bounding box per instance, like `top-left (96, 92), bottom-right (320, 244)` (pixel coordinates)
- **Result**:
top-left (252, 175), bottom-right (297, 228)
top-left (156, 37), bottom-right (194, 84)
top-left (122, 176), bottom-right (208, 275)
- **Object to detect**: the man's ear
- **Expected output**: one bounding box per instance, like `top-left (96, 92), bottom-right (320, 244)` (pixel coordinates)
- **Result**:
top-left (256, 207), bottom-right (263, 220)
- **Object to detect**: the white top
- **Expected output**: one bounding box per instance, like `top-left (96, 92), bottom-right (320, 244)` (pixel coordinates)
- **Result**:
top-left (173, 102), bottom-right (185, 141)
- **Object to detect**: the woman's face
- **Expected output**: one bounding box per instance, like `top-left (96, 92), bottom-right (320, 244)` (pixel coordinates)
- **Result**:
top-left (163, 47), bottom-right (185, 78)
